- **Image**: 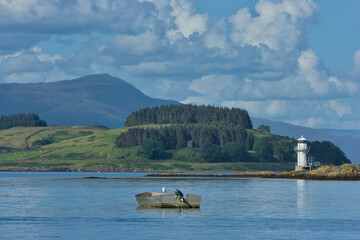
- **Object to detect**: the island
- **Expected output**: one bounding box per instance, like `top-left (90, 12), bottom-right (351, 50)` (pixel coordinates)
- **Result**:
top-left (0, 106), bottom-right (354, 173)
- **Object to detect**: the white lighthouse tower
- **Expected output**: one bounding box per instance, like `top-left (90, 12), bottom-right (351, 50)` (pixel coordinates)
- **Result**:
top-left (294, 135), bottom-right (310, 171)
top-left (294, 135), bottom-right (320, 171)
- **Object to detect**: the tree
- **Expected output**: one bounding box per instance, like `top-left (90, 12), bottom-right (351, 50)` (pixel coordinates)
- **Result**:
top-left (254, 138), bottom-right (273, 160)
top-left (0, 113), bottom-right (47, 130)
top-left (222, 142), bottom-right (247, 162)
top-left (309, 141), bottom-right (350, 165)
top-left (125, 104), bottom-right (253, 129)
top-left (274, 141), bottom-right (295, 162)
top-left (257, 125), bottom-right (270, 133)
top-left (246, 132), bottom-right (255, 151)
top-left (201, 144), bottom-right (228, 163)
top-left (142, 139), bottom-right (165, 159)
top-left (116, 124), bottom-right (248, 149)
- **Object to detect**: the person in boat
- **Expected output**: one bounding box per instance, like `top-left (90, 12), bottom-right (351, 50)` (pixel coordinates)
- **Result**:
top-left (174, 189), bottom-right (184, 202)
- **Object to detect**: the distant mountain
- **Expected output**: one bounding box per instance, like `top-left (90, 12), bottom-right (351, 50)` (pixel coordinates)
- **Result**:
top-left (252, 118), bottom-right (360, 164)
top-left (320, 129), bottom-right (360, 140)
top-left (0, 74), bottom-right (178, 128)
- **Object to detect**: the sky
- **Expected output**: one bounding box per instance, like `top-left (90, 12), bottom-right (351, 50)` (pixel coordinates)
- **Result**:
top-left (0, 0), bottom-right (359, 130)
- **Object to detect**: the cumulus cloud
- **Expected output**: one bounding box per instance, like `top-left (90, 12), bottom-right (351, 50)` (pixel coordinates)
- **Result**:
top-left (222, 98), bottom-right (355, 129)
top-left (110, 32), bottom-right (162, 55)
top-left (183, 74), bottom-right (239, 104)
top-left (328, 100), bottom-right (351, 117)
top-left (184, 49), bottom-right (357, 104)
top-left (0, 47), bottom-right (61, 75)
top-left (166, 0), bottom-right (208, 41)
top-left (0, 0), bottom-right (157, 34)
top-left (229, 0), bottom-right (319, 52)
top-left (0, 0), bottom-right (359, 129)
top-left (2, 72), bottom-right (46, 83)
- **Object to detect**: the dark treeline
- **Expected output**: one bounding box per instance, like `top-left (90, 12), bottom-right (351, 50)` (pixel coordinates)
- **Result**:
top-left (310, 141), bottom-right (350, 165)
top-left (125, 105), bottom-right (253, 129)
top-left (116, 124), bottom-right (247, 150)
top-left (0, 113), bottom-right (47, 130)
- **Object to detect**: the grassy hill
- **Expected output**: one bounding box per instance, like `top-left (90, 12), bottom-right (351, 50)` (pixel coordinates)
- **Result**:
top-left (0, 125), bottom-right (295, 172)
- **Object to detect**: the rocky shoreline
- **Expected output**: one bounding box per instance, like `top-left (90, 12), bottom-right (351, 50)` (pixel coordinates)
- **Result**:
top-left (2, 164), bottom-right (360, 181)
top-left (0, 167), bottom-right (157, 173)
top-left (147, 164), bottom-right (360, 181)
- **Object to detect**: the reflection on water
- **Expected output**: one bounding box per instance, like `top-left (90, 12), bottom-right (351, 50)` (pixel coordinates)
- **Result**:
top-left (1, 173), bottom-right (360, 239)
top-left (296, 179), bottom-right (306, 217)
top-left (136, 207), bottom-right (201, 218)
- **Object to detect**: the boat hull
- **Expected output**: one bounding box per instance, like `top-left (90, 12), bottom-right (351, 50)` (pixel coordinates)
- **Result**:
top-left (135, 192), bottom-right (201, 208)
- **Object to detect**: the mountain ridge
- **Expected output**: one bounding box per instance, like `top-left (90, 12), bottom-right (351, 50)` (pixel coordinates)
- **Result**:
top-left (0, 74), bottom-right (178, 128)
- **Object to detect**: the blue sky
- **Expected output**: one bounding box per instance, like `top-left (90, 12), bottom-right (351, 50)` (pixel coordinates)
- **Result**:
top-left (0, 0), bottom-right (359, 130)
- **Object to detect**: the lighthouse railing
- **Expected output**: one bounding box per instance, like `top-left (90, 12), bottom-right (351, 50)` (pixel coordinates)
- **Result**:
top-left (307, 157), bottom-right (320, 167)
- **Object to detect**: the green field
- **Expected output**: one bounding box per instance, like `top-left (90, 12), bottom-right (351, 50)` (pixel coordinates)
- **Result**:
top-left (0, 125), bottom-right (295, 172)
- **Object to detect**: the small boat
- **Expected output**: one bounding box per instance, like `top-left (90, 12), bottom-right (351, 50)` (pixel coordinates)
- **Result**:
top-left (135, 189), bottom-right (201, 208)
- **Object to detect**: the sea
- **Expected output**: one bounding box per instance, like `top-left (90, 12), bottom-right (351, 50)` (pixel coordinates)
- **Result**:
top-left (0, 172), bottom-right (359, 240)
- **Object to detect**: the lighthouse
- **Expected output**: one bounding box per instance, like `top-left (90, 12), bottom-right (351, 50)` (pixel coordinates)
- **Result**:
top-left (294, 135), bottom-right (320, 171)
top-left (294, 135), bottom-right (318, 171)
top-left (295, 135), bottom-right (309, 169)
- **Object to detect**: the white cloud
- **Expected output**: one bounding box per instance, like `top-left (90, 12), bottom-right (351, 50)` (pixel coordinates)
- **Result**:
top-left (202, 18), bottom-right (229, 50)
top-left (0, 50), bottom-right (51, 74)
top-left (229, 0), bottom-right (319, 53)
top-left (328, 100), bottom-right (351, 117)
top-left (353, 50), bottom-right (360, 67)
top-left (294, 50), bottom-right (357, 97)
top-left (0, 0), bottom-right (157, 36)
top-left (292, 117), bottom-right (326, 129)
top-left (235, 50), bottom-right (357, 100)
top-left (255, 0), bottom-right (319, 23)
top-left (166, 0), bottom-right (209, 41)
top-left (110, 31), bottom-right (162, 55)
top-left (297, 48), bottom-right (319, 71)
top-left (121, 61), bottom-right (170, 75)
top-left (0, 51), bottom-right (23, 62)
top-left (188, 74), bottom-right (237, 96)
top-left (0, 0), bottom-right (359, 129)
top-left (182, 96), bottom-right (211, 105)
top-left (266, 100), bottom-right (289, 116)
top-left (3, 72), bottom-right (45, 83)
top-left (182, 49), bottom-right (357, 106)
top-left (222, 98), bottom-right (347, 129)
top-left (183, 74), bottom-right (239, 104)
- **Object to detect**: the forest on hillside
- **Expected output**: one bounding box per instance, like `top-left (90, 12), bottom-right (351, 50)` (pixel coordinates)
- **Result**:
top-left (0, 113), bottom-right (47, 130)
top-left (125, 104), bottom-right (253, 129)
top-left (309, 141), bottom-right (350, 165)
top-left (116, 123), bottom-right (248, 149)
top-left (117, 105), bottom-right (350, 166)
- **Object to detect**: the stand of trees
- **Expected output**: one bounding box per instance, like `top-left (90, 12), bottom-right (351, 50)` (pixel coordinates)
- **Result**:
top-left (202, 142), bottom-right (248, 163)
top-left (118, 105), bottom-right (349, 166)
top-left (125, 104), bottom-right (252, 129)
top-left (254, 138), bottom-right (274, 160)
top-left (116, 123), bottom-right (248, 150)
top-left (0, 113), bottom-right (47, 130)
top-left (142, 139), bottom-right (165, 159)
top-left (309, 141), bottom-right (350, 165)
top-left (118, 104), bottom-right (253, 161)
top-left (257, 125), bottom-right (271, 133)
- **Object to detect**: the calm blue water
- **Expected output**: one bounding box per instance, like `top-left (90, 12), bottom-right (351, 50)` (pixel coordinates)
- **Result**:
top-left (0, 172), bottom-right (360, 240)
